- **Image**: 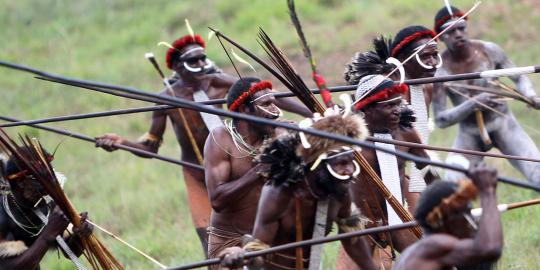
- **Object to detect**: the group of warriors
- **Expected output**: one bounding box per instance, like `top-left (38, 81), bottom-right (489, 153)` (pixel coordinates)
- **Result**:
top-left (1, 3), bottom-right (540, 270)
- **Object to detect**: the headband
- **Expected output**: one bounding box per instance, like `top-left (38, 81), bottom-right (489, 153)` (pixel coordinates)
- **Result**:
top-left (228, 81), bottom-right (273, 112)
top-left (354, 83), bottom-right (409, 111)
top-left (391, 30), bottom-right (437, 57)
top-left (434, 12), bottom-right (467, 33)
top-left (165, 34), bottom-right (206, 69)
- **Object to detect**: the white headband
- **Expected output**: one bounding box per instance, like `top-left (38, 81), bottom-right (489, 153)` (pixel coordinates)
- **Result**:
top-left (180, 47), bottom-right (204, 58)
top-left (441, 18), bottom-right (464, 31)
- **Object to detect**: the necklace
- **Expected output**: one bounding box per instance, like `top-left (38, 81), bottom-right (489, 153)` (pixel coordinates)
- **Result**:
top-left (2, 194), bottom-right (49, 237)
top-left (224, 120), bottom-right (259, 158)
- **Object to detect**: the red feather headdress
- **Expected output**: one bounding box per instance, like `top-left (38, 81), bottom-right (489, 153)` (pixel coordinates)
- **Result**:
top-left (354, 84), bottom-right (409, 111)
top-left (391, 30), bottom-right (436, 57)
top-left (165, 34), bottom-right (206, 69)
top-left (228, 81), bottom-right (273, 112)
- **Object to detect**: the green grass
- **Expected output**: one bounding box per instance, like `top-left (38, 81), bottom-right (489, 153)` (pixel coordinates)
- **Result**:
top-left (1, 0), bottom-right (539, 269)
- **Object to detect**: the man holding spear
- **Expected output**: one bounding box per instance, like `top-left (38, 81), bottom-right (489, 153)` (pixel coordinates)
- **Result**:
top-left (218, 112), bottom-right (377, 270)
top-left (394, 162), bottom-right (502, 270)
top-left (0, 147), bottom-right (94, 269)
top-left (95, 33), bottom-right (237, 256)
top-left (432, 5), bottom-right (540, 183)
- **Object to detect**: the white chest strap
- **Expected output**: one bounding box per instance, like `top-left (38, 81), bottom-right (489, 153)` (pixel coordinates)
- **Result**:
top-left (374, 133), bottom-right (403, 226)
top-left (192, 90), bottom-right (224, 132)
top-left (308, 199), bottom-right (329, 270)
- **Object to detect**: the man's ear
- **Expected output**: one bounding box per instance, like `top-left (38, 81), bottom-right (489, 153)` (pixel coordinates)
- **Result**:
top-left (238, 103), bottom-right (248, 114)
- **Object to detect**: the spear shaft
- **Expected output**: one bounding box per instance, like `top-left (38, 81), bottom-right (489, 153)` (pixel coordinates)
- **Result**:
top-left (0, 60), bottom-right (538, 192)
top-left (0, 115), bottom-right (204, 170)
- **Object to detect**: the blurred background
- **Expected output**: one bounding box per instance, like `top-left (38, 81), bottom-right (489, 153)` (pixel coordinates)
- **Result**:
top-left (1, 0), bottom-right (539, 269)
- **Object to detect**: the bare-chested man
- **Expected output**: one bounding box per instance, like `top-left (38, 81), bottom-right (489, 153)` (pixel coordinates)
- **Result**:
top-left (219, 113), bottom-right (377, 270)
top-left (337, 75), bottom-right (431, 269)
top-left (0, 150), bottom-right (93, 269)
top-left (394, 162), bottom-right (502, 270)
top-left (432, 5), bottom-right (540, 184)
top-left (390, 26), bottom-right (442, 195)
top-left (204, 77), bottom-right (300, 266)
top-left (95, 35), bottom-right (312, 256)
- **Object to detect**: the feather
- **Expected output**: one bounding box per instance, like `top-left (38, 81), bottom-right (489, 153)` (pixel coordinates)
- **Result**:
top-left (399, 106), bottom-right (417, 129)
top-left (157, 41), bottom-right (175, 50)
top-left (444, 0), bottom-right (454, 16)
top-left (185, 18), bottom-right (195, 38)
top-left (231, 48), bottom-right (257, 73)
top-left (207, 30), bottom-right (215, 41)
top-left (256, 134), bottom-right (306, 187)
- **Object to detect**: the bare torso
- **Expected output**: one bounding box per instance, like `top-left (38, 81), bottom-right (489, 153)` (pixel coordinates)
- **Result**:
top-left (435, 40), bottom-right (510, 132)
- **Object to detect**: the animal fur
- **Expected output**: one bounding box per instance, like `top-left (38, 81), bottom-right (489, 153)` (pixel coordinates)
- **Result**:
top-left (256, 134), bottom-right (306, 187)
top-left (297, 114), bottom-right (368, 164)
top-left (0, 240), bottom-right (28, 258)
top-left (399, 106), bottom-right (417, 129)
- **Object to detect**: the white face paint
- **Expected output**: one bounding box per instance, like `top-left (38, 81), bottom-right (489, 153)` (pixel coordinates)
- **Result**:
top-left (255, 105), bottom-right (283, 118)
top-left (325, 160), bottom-right (360, 181)
top-left (183, 62), bottom-right (203, 73)
top-left (183, 59), bottom-right (214, 74)
top-left (326, 163), bottom-right (351, 180)
top-left (414, 42), bottom-right (443, 70)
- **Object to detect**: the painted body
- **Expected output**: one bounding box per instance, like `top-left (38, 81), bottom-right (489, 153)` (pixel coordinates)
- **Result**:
top-left (433, 20), bottom-right (540, 183)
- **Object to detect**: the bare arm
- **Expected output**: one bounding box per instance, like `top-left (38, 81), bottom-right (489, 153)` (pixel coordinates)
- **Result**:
top-left (95, 108), bottom-right (167, 157)
top-left (421, 165), bottom-right (502, 267)
top-left (0, 207), bottom-right (69, 269)
top-left (432, 82), bottom-right (477, 128)
top-left (485, 41), bottom-right (537, 98)
top-left (204, 129), bottom-right (265, 212)
top-left (251, 185), bottom-right (291, 246)
top-left (272, 90), bottom-right (313, 117)
top-left (337, 200), bottom-right (377, 270)
top-left (209, 73), bottom-right (237, 90)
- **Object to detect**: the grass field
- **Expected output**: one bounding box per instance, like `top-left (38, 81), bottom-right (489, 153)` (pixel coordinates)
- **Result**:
top-left (1, 0), bottom-right (539, 269)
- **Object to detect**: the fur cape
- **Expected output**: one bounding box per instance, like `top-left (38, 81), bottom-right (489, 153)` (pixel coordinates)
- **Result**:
top-left (256, 114), bottom-right (368, 186)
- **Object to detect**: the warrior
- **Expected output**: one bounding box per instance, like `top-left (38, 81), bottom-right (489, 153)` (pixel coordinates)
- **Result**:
top-left (0, 151), bottom-right (93, 269)
top-left (337, 74), bottom-right (432, 269)
top-left (432, 5), bottom-right (540, 184)
top-left (390, 25), bottom-right (442, 194)
top-left (219, 112), bottom-right (377, 270)
top-left (204, 77), bottom-right (297, 267)
top-left (394, 162), bottom-right (502, 270)
top-left (95, 35), bottom-right (311, 256)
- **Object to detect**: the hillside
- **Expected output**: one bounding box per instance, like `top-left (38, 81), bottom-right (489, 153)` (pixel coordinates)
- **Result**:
top-left (1, 0), bottom-right (539, 269)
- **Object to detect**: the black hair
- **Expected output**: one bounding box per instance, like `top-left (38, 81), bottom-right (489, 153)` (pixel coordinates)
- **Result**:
top-left (391, 25), bottom-right (433, 60)
top-left (434, 6), bottom-right (464, 33)
top-left (344, 36), bottom-right (394, 85)
top-left (414, 180), bottom-right (458, 233)
top-left (226, 77), bottom-right (261, 109)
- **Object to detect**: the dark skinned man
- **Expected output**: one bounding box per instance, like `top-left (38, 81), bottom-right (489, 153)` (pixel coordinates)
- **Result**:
top-left (95, 35), bottom-right (312, 257)
top-left (390, 25), bottom-right (442, 196)
top-left (219, 111), bottom-right (377, 270)
top-left (432, 6), bottom-right (540, 184)
top-left (394, 162), bottom-right (502, 270)
top-left (0, 151), bottom-right (92, 270)
top-left (204, 77), bottom-right (298, 268)
top-left (337, 74), bottom-right (431, 269)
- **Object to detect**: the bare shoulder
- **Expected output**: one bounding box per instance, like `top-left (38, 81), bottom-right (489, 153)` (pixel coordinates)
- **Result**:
top-left (475, 40), bottom-right (504, 56)
top-left (404, 234), bottom-right (458, 258)
top-left (205, 126), bottom-right (233, 154)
